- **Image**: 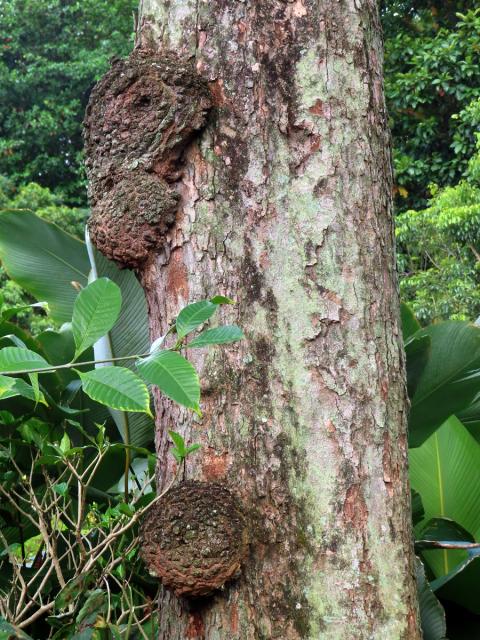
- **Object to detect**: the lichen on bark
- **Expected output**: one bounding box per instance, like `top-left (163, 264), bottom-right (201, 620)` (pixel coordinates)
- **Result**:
top-left (83, 48), bottom-right (212, 269)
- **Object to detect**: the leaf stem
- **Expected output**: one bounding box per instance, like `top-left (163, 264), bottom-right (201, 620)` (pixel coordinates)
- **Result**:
top-left (0, 352), bottom-right (153, 376)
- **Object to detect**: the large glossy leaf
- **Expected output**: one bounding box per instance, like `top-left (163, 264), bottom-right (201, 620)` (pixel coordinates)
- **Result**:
top-left (72, 278), bottom-right (122, 359)
top-left (0, 347), bottom-right (49, 373)
top-left (415, 557), bottom-right (447, 640)
top-left (410, 416), bottom-right (480, 578)
top-left (417, 517), bottom-right (475, 548)
top-left (409, 322), bottom-right (480, 447)
top-left (0, 210), bottom-right (89, 322)
top-left (188, 325), bottom-right (244, 348)
top-left (137, 350), bottom-right (200, 413)
top-left (405, 333), bottom-right (431, 399)
top-left (431, 553), bottom-right (480, 614)
top-left (412, 489), bottom-right (425, 527)
top-left (79, 367), bottom-right (151, 415)
top-left (176, 301), bottom-right (218, 339)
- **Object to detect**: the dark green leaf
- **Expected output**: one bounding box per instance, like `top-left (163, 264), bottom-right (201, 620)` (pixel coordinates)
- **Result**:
top-left (415, 557), bottom-right (447, 640)
top-left (401, 302), bottom-right (421, 342)
top-left (409, 322), bottom-right (480, 447)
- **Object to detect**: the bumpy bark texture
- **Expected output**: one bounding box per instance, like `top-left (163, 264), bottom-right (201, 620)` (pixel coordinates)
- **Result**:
top-left (140, 481), bottom-right (248, 597)
top-left (84, 49), bottom-right (212, 268)
top-left (87, 0), bottom-right (421, 637)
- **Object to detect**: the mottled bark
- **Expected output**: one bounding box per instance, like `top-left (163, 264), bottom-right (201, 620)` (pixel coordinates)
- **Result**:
top-left (98, 0), bottom-right (421, 637)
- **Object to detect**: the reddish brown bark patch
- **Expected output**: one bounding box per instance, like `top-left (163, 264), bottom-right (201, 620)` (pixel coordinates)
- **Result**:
top-left (140, 481), bottom-right (248, 597)
top-left (84, 48), bottom-right (212, 269)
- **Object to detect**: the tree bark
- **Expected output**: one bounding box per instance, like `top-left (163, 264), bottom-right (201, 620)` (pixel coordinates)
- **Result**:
top-left (134, 1), bottom-right (420, 638)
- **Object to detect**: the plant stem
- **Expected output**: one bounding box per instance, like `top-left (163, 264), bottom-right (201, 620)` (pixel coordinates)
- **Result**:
top-left (0, 352), bottom-right (153, 376)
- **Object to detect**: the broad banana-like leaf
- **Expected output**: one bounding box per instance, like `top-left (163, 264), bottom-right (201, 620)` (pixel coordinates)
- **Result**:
top-left (410, 416), bottom-right (480, 578)
top-left (409, 321), bottom-right (480, 447)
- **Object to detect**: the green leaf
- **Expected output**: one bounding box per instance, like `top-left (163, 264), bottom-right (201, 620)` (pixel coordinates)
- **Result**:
top-left (186, 443), bottom-right (202, 455)
top-left (410, 416), bottom-right (480, 578)
top-left (76, 589), bottom-right (105, 625)
top-left (188, 325), bottom-right (244, 348)
top-left (431, 554), bottom-right (480, 614)
top-left (169, 430), bottom-right (186, 454)
top-left (417, 517), bottom-right (475, 547)
top-left (55, 573), bottom-right (95, 611)
top-left (0, 376), bottom-right (47, 404)
top-left (72, 278), bottom-right (122, 359)
top-left (59, 432), bottom-right (71, 453)
top-left (1, 301), bottom-right (49, 321)
top-left (409, 321), bottom-right (480, 447)
top-left (0, 618), bottom-right (34, 639)
top-left (415, 557), bottom-right (447, 640)
top-left (137, 350), bottom-right (200, 413)
top-left (405, 333), bottom-right (431, 399)
top-left (412, 489), bottom-right (425, 527)
top-left (0, 347), bottom-right (49, 374)
top-left (171, 449), bottom-right (183, 464)
top-left (210, 295), bottom-right (235, 305)
top-left (79, 367), bottom-right (151, 415)
top-left (0, 210), bottom-right (89, 322)
top-left (0, 375), bottom-right (16, 397)
top-left (93, 250), bottom-right (153, 447)
top-left (53, 482), bottom-right (69, 497)
top-left (176, 301), bottom-right (218, 339)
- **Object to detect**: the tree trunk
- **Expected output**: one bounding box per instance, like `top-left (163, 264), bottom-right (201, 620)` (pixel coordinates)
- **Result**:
top-left (98, 0), bottom-right (421, 637)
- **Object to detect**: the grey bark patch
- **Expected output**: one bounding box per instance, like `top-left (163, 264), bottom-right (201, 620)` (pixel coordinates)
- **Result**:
top-left (139, 481), bottom-right (248, 597)
top-left (84, 48), bottom-right (212, 269)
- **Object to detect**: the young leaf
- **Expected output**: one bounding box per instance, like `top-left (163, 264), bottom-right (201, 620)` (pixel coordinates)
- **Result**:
top-left (72, 278), bottom-right (122, 359)
top-left (175, 301), bottom-right (218, 339)
top-left (188, 325), bottom-right (244, 348)
top-left (136, 350), bottom-right (200, 413)
top-left (171, 449), bottom-right (183, 464)
top-left (78, 367), bottom-right (151, 415)
top-left (0, 375), bottom-right (16, 397)
top-left (186, 443), bottom-right (202, 455)
top-left (0, 347), bottom-right (49, 374)
top-left (0, 376), bottom-right (47, 405)
top-left (53, 482), bottom-right (69, 497)
top-left (210, 295), bottom-right (235, 305)
top-left (59, 433), bottom-right (71, 454)
top-left (169, 430), bottom-right (186, 454)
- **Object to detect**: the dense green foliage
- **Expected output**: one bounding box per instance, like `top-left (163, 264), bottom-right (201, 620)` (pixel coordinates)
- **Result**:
top-left (397, 133), bottom-right (480, 322)
top-left (384, 4), bottom-right (480, 212)
top-left (383, 5), bottom-right (480, 322)
top-left (0, 211), bottom-right (243, 636)
top-left (0, 0), bottom-right (136, 205)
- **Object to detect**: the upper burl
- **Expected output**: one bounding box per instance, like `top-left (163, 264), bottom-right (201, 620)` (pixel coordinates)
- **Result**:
top-left (84, 48), bottom-right (212, 269)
